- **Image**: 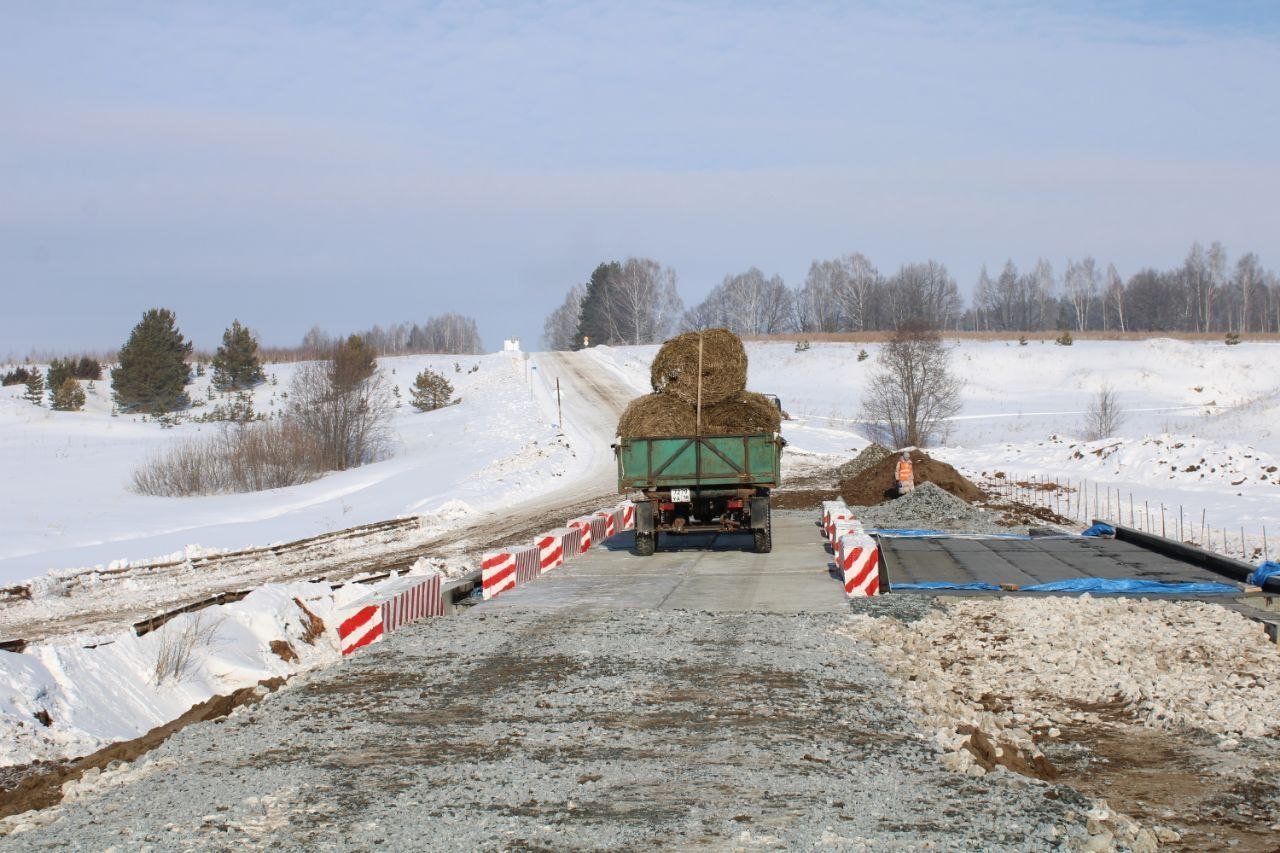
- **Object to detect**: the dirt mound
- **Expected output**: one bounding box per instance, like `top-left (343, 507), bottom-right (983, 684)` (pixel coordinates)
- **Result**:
top-left (649, 328), bottom-right (748, 406)
top-left (838, 449), bottom-right (985, 507)
top-left (617, 391), bottom-right (782, 438)
top-left (836, 443), bottom-right (892, 481)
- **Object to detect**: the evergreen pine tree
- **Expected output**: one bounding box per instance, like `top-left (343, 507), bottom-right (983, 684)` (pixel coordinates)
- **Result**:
top-left (51, 377), bottom-right (86, 411)
top-left (574, 261), bottom-right (622, 348)
top-left (46, 358), bottom-right (75, 392)
top-left (211, 320), bottom-right (265, 391)
top-left (111, 308), bottom-right (193, 414)
top-left (23, 371), bottom-right (44, 406)
top-left (74, 356), bottom-right (103, 380)
top-left (331, 335), bottom-right (378, 392)
top-left (410, 368), bottom-right (453, 411)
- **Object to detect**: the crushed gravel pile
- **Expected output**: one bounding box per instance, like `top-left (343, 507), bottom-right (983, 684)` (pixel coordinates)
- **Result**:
top-left (1, 608), bottom-right (1096, 849)
top-left (850, 482), bottom-right (1020, 534)
top-left (835, 443), bottom-right (892, 481)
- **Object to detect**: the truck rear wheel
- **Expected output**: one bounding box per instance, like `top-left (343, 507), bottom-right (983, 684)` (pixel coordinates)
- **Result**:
top-left (635, 532), bottom-right (656, 556)
top-left (753, 528), bottom-right (772, 554)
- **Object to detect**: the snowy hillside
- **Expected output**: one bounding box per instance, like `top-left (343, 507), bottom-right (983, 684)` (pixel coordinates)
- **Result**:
top-left (0, 352), bottom-right (576, 584)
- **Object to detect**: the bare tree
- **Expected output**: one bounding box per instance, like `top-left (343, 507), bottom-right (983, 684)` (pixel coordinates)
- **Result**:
top-left (682, 267), bottom-right (791, 335)
top-left (884, 261), bottom-right (962, 331)
top-left (1084, 384), bottom-right (1125, 440)
top-left (860, 324), bottom-right (963, 448)
top-left (1105, 263), bottom-right (1126, 332)
top-left (604, 258), bottom-right (683, 345)
top-left (290, 336), bottom-right (393, 471)
top-left (542, 284), bottom-right (585, 350)
top-left (834, 253), bottom-right (879, 332)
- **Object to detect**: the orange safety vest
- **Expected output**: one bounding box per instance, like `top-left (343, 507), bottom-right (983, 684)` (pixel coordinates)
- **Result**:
top-left (896, 458), bottom-right (914, 483)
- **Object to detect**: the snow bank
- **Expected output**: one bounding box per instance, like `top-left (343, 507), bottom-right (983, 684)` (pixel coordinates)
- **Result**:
top-left (0, 568), bottom-right (438, 768)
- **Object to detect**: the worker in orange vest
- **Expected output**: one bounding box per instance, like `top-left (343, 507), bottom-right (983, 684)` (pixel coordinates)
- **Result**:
top-left (896, 451), bottom-right (915, 496)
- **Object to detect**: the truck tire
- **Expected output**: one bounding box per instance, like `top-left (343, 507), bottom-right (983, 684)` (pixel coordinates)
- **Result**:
top-left (635, 532), bottom-right (656, 556)
top-left (753, 527), bottom-right (772, 554)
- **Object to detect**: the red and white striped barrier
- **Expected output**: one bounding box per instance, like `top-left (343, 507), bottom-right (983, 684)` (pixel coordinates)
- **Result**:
top-left (568, 514), bottom-right (608, 550)
top-left (837, 534), bottom-right (881, 598)
top-left (617, 501), bottom-right (635, 531)
top-left (567, 518), bottom-right (593, 552)
top-left (822, 500), bottom-right (849, 528)
top-left (595, 510), bottom-right (617, 539)
top-left (536, 529), bottom-right (568, 573)
top-left (829, 517), bottom-right (864, 549)
top-left (338, 572), bottom-right (445, 655)
top-left (338, 605), bottom-right (382, 655)
top-left (481, 545), bottom-right (541, 600)
top-left (561, 526), bottom-right (583, 559)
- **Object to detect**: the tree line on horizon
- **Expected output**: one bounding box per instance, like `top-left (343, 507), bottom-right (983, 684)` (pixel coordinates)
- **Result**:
top-left (542, 241), bottom-right (1280, 348)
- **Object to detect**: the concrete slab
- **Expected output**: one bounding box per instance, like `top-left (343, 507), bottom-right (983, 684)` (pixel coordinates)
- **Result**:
top-left (475, 510), bottom-right (845, 614)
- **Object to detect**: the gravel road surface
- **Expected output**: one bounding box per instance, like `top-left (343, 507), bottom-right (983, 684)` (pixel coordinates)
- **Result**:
top-left (2, 603), bottom-right (1095, 850)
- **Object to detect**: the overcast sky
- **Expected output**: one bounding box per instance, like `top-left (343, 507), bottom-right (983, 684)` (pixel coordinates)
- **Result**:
top-left (3, 1), bottom-right (1279, 355)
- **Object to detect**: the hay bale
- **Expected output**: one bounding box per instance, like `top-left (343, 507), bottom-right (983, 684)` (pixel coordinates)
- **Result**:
top-left (649, 328), bottom-right (748, 406)
top-left (618, 394), bottom-right (697, 438)
top-left (701, 392), bottom-right (782, 435)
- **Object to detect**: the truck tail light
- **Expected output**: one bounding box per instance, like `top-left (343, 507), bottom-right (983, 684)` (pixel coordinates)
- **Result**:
top-left (660, 502), bottom-right (675, 511)
top-left (727, 499), bottom-right (743, 509)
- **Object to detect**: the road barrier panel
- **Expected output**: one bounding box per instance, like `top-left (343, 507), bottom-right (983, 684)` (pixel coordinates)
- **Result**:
top-left (536, 529), bottom-right (569, 573)
top-left (338, 571), bottom-right (445, 655)
top-left (567, 518), bottom-right (594, 552)
top-left (829, 517), bottom-right (864, 549)
top-left (618, 501), bottom-right (636, 531)
top-left (822, 500), bottom-right (849, 528)
top-left (596, 510), bottom-right (617, 539)
top-left (837, 534), bottom-right (881, 598)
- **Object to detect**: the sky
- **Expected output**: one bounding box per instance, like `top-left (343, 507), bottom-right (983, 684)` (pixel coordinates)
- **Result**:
top-left (3, 1), bottom-right (1279, 355)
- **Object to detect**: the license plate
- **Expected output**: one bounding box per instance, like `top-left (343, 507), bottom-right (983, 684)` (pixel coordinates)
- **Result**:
top-left (670, 488), bottom-right (692, 503)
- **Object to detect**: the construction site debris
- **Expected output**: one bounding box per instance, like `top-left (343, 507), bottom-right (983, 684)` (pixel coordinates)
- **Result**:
top-left (839, 449), bottom-right (985, 507)
top-left (648, 328), bottom-right (747, 406)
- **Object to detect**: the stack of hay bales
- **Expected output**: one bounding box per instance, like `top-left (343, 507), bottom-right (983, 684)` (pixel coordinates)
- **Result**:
top-left (617, 329), bottom-right (782, 438)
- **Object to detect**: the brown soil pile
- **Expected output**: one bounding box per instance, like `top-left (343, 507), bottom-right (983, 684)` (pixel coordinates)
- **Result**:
top-left (838, 449), bottom-right (986, 506)
top-left (617, 391), bottom-right (781, 438)
top-left (649, 328), bottom-right (748, 405)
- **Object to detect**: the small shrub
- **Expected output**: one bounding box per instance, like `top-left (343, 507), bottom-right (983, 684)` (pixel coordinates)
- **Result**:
top-left (132, 419), bottom-right (324, 496)
top-left (1018, 335), bottom-right (1028, 346)
top-left (46, 359), bottom-right (75, 391)
top-left (153, 612), bottom-right (222, 684)
top-left (410, 368), bottom-right (454, 412)
top-left (1055, 330), bottom-right (1074, 346)
top-left (51, 378), bottom-right (86, 411)
top-left (1225, 331), bottom-right (1242, 346)
top-left (196, 391), bottom-right (255, 423)
top-left (794, 340), bottom-right (811, 352)
top-left (856, 349), bottom-right (869, 362)
top-left (454, 361), bottom-right (462, 373)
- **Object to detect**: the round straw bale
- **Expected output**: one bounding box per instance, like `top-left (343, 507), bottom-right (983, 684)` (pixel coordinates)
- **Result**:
top-left (649, 329), bottom-right (748, 405)
top-left (617, 394), bottom-right (697, 438)
top-left (701, 392), bottom-right (782, 436)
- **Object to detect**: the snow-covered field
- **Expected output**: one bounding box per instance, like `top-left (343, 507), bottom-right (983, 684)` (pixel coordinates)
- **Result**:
top-left (593, 338), bottom-right (1280, 553)
top-left (0, 352), bottom-right (577, 585)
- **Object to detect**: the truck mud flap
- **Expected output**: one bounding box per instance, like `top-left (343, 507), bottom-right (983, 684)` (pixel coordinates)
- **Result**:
top-left (635, 500), bottom-right (656, 534)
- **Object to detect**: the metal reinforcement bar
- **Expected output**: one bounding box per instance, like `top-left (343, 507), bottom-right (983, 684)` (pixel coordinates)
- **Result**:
top-left (1101, 520), bottom-right (1280, 595)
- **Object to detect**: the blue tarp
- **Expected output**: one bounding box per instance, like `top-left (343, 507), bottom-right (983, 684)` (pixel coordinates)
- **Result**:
top-left (1081, 522), bottom-right (1116, 537)
top-left (1248, 561), bottom-right (1280, 587)
top-left (890, 577), bottom-right (1237, 595)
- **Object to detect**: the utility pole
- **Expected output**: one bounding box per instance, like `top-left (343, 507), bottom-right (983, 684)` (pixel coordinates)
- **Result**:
top-left (556, 378), bottom-right (562, 430)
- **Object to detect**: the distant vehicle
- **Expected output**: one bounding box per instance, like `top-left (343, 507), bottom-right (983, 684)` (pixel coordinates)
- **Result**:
top-left (615, 397), bottom-right (784, 556)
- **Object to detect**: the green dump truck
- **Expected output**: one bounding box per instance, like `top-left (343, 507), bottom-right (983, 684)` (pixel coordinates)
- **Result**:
top-left (615, 412), bottom-right (784, 556)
